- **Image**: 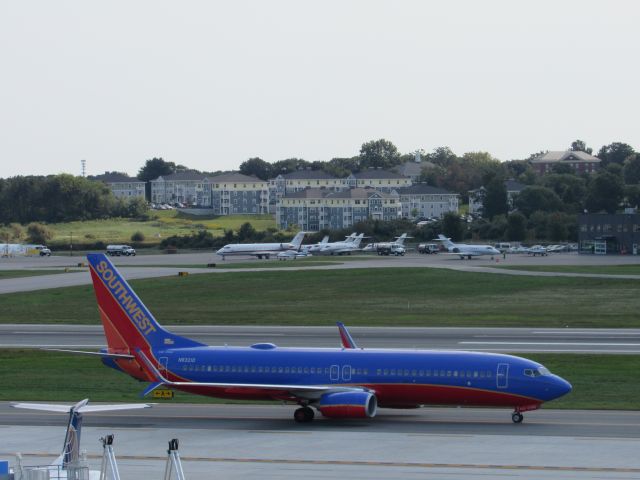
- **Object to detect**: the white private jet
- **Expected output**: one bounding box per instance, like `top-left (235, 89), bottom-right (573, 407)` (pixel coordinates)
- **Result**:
top-left (305, 235), bottom-right (331, 254)
top-left (362, 233), bottom-right (411, 254)
top-left (317, 233), bottom-right (365, 255)
top-left (11, 399), bottom-right (150, 479)
top-left (435, 234), bottom-right (500, 260)
top-left (216, 232), bottom-right (306, 260)
top-left (308, 233), bottom-right (355, 254)
top-left (526, 245), bottom-right (548, 256)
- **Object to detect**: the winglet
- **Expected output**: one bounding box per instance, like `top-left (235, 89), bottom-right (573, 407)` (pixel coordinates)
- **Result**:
top-left (337, 322), bottom-right (358, 349)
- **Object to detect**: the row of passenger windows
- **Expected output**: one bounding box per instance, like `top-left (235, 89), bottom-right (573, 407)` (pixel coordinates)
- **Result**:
top-left (376, 369), bottom-right (492, 379)
top-left (181, 365), bottom-right (369, 375)
top-left (179, 364), bottom-right (492, 379)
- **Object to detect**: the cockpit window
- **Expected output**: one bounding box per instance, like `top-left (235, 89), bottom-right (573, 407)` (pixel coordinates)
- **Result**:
top-left (524, 367), bottom-right (552, 377)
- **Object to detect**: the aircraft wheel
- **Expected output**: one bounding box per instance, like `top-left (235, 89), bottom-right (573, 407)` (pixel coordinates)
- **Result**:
top-left (512, 412), bottom-right (524, 424)
top-left (294, 406), bottom-right (315, 423)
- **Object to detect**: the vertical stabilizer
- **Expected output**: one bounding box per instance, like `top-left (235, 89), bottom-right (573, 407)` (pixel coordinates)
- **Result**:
top-left (352, 233), bottom-right (365, 248)
top-left (86, 254), bottom-right (204, 356)
top-left (395, 233), bottom-right (408, 245)
top-left (61, 399), bottom-right (87, 467)
top-left (437, 234), bottom-right (456, 250)
top-left (337, 322), bottom-right (358, 349)
top-left (11, 400), bottom-right (150, 470)
top-left (290, 232), bottom-right (306, 249)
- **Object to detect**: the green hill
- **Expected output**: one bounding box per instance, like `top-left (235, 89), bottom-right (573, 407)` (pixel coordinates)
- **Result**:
top-left (46, 210), bottom-right (276, 247)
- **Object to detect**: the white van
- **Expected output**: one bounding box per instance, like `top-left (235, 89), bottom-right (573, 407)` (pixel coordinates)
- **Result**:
top-left (106, 245), bottom-right (136, 256)
top-left (494, 242), bottom-right (511, 253)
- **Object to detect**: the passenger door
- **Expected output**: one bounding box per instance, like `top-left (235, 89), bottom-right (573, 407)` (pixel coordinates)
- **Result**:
top-left (496, 363), bottom-right (509, 389)
top-left (330, 365), bottom-right (339, 382)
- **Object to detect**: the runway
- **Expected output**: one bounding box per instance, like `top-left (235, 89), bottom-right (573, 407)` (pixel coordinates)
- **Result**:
top-left (1, 251), bottom-right (640, 294)
top-left (2, 403), bottom-right (639, 479)
top-left (2, 324), bottom-right (640, 354)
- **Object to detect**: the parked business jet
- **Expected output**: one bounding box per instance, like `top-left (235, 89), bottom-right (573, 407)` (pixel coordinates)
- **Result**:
top-left (11, 399), bottom-right (149, 479)
top-left (56, 254), bottom-right (572, 425)
top-left (317, 233), bottom-right (365, 255)
top-left (436, 234), bottom-right (501, 260)
top-left (308, 233), bottom-right (355, 254)
top-left (363, 233), bottom-right (411, 255)
top-left (216, 232), bottom-right (306, 260)
top-left (305, 235), bottom-right (330, 254)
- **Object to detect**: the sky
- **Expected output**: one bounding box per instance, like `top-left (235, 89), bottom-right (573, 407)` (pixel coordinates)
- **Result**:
top-left (1, 0), bottom-right (638, 178)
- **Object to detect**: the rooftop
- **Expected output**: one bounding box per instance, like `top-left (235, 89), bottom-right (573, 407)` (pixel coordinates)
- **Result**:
top-left (281, 170), bottom-right (338, 180)
top-left (351, 169), bottom-right (408, 180)
top-left (531, 151), bottom-right (601, 164)
top-left (152, 172), bottom-right (207, 182)
top-left (395, 184), bottom-right (457, 195)
top-left (91, 172), bottom-right (142, 183)
top-left (207, 172), bottom-right (265, 183)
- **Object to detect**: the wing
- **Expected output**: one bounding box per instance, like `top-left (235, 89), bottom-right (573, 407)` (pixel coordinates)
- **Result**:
top-left (135, 349), bottom-right (367, 401)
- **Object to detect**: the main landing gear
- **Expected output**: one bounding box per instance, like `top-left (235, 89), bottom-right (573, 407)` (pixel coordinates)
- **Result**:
top-left (294, 406), bottom-right (315, 423)
top-left (511, 411), bottom-right (524, 424)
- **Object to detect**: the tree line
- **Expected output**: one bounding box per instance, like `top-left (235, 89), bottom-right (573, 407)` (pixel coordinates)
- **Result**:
top-left (0, 174), bottom-right (148, 225)
top-left (1, 138), bottom-right (637, 245)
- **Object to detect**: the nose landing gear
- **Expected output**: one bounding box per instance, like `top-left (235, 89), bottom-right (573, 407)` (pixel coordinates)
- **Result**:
top-left (511, 411), bottom-right (524, 423)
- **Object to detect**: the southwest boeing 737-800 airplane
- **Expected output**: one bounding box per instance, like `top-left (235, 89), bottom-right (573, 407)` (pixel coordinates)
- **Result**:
top-left (72, 254), bottom-right (571, 424)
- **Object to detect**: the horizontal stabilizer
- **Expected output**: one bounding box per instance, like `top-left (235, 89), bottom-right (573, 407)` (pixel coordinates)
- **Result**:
top-left (42, 348), bottom-right (135, 359)
top-left (12, 401), bottom-right (150, 414)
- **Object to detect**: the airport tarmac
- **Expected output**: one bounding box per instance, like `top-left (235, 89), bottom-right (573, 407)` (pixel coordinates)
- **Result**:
top-left (3, 324), bottom-right (640, 354)
top-left (1, 251), bottom-right (640, 294)
top-left (1, 403), bottom-right (639, 479)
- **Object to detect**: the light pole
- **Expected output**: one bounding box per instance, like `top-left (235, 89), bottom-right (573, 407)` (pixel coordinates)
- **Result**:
top-left (69, 231), bottom-right (73, 257)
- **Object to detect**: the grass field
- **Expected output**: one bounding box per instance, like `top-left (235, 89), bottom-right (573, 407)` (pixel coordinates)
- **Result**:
top-left (0, 270), bottom-right (69, 279)
top-left (0, 350), bottom-right (637, 409)
top-left (47, 210), bottom-right (276, 247)
top-left (497, 264), bottom-right (640, 275)
top-left (1, 267), bottom-right (639, 328)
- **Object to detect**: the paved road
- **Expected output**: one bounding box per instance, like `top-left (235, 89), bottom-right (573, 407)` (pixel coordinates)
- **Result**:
top-left (1, 404), bottom-right (639, 479)
top-left (1, 251), bottom-right (640, 294)
top-left (2, 325), bottom-right (640, 354)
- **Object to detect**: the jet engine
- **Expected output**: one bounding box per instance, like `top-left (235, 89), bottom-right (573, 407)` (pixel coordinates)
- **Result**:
top-left (317, 391), bottom-right (377, 418)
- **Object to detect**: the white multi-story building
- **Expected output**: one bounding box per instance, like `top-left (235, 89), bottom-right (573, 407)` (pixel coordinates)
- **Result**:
top-left (345, 169), bottom-right (412, 192)
top-left (150, 172), bottom-right (268, 214)
top-left (269, 170), bottom-right (343, 212)
top-left (277, 187), bottom-right (401, 231)
top-left (394, 184), bottom-right (459, 219)
top-left (205, 173), bottom-right (269, 215)
top-left (91, 172), bottom-right (146, 200)
top-left (150, 172), bottom-right (207, 205)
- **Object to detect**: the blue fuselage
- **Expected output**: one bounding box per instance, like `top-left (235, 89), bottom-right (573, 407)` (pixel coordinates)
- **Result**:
top-left (151, 345), bottom-right (571, 408)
